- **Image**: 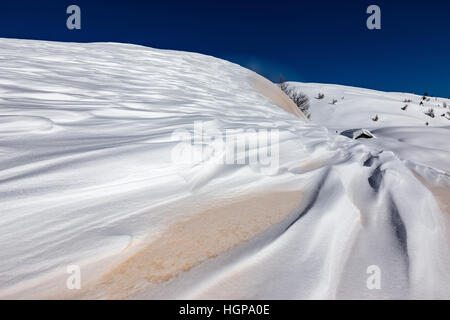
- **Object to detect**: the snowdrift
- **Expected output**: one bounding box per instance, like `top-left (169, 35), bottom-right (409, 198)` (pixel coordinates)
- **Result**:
top-left (0, 39), bottom-right (448, 299)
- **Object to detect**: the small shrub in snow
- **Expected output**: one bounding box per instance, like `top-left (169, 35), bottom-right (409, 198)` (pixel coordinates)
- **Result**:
top-left (403, 99), bottom-right (412, 103)
top-left (372, 115), bottom-right (379, 121)
top-left (279, 75), bottom-right (311, 118)
top-left (401, 105), bottom-right (408, 110)
top-left (445, 112), bottom-right (450, 120)
top-left (330, 99), bottom-right (338, 105)
top-left (315, 93), bottom-right (325, 99)
top-left (420, 101), bottom-right (424, 106)
top-left (425, 108), bottom-right (435, 118)
top-left (289, 91), bottom-right (310, 118)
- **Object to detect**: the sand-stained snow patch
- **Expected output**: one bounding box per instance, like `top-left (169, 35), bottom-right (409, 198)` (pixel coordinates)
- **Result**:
top-left (80, 190), bottom-right (302, 299)
top-left (248, 74), bottom-right (307, 120)
top-left (412, 171), bottom-right (450, 247)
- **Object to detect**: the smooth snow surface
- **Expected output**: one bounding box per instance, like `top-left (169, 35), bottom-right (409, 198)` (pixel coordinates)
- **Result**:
top-left (0, 39), bottom-right (448, 299)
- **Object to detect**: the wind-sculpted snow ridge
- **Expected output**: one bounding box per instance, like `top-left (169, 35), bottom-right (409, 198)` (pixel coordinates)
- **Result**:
top-left (0, 39), bottom-right (448, 299)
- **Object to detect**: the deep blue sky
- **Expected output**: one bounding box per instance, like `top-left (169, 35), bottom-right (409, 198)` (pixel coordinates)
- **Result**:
top-left (1, 0), bottom-right (449, 97)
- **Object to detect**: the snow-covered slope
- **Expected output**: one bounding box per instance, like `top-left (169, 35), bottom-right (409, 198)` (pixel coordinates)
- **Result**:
top-left (289, 82), bottom-right (450, 185)
top-left (289, 81), bottom-right (450, 296)
top-left (291, 82), bottom-right (450, 130)
top-left (0, 39), bottom-right (448, 299)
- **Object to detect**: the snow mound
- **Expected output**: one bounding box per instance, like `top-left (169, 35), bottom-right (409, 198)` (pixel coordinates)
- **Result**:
top-left (0, 39), bottom-right (448, 299)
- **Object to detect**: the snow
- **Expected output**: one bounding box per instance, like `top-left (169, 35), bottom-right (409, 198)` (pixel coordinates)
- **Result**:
top-left (288, 81), bottom-right (450, 186)
top-left (0, 38), bottom-right (448, 299)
